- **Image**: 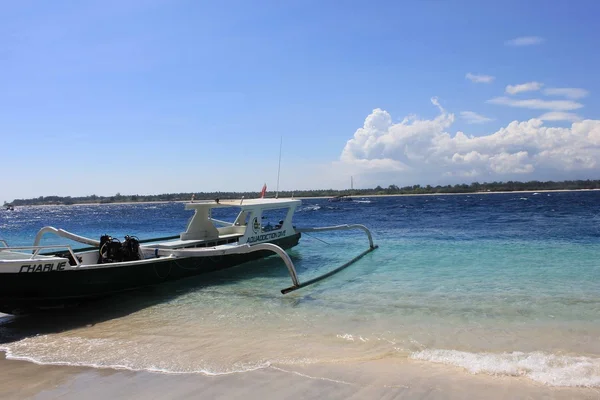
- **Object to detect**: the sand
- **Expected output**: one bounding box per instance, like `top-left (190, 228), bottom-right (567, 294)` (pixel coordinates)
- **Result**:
top-left (1, 353), bottom-right (598, 400)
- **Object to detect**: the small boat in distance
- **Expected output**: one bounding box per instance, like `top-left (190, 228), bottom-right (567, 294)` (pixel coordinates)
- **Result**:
top-left (5, 204), bottom-right (14, 211)
top-left (328, 194), bottom-right (354, 202)
top-left (0, 197), bottom-right (377, 315)
top-left (328, 176), bottom-right (355, 202)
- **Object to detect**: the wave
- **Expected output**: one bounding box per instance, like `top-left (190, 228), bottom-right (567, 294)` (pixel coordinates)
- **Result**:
top-left (298, 205), bottom-right (321, 212)
top-left (0, 342), bottom-right (270, 376)
top-left (3, 332), bottom-right (600, 388)
top-left (336, 334), bottom-right (370, 342)
top-left (411, 349), bottom-right (600, 387)
top-left (0, 335), bottom-right (326, 377)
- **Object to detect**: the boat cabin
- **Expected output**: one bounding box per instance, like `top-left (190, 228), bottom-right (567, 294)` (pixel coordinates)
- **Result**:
top-left (154, 198), bottom-right (301, 249)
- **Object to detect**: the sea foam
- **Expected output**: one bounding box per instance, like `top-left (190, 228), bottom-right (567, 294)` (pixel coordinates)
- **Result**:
top-left (411, 349), bottom-right (600, 387)
top-left (0, 337), bottom-right (272, 376)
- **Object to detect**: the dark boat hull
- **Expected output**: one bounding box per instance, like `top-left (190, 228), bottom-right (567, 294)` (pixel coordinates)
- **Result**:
top-left (0, 234), bottom-right (301, 315)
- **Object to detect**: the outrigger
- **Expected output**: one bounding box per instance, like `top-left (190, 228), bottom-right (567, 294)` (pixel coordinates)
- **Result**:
top-left (0, 198), bottom-right (377, 314)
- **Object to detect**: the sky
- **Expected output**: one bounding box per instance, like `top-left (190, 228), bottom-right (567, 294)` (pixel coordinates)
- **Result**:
top-left (1, 0), bottom-right (600, 202)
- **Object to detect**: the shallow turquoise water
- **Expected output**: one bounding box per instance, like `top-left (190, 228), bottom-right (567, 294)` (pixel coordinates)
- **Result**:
top-left (1, 192), bottom-right (600, 386)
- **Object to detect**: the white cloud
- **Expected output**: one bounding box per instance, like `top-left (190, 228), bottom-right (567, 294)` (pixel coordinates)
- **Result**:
top-left (505, 82), bottom-right (543, 95)
top-left (538, 112), bottom-right (581, 122)
top-left (544, 87), bottom-right (589, 99)
top-left (466, 73), bottom-right (495, 84)
top-left (460, 111), bottom-right (494, 124)
top-left (505, 36), bottom-right (544, 46)
top-left (341, 97), bottom-right (454, 165)
top-left (339, 100), bottom-right (600, 184)
top-left (487, 96), bottom-right (583, 111)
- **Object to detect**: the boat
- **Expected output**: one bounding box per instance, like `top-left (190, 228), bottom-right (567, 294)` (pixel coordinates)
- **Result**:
top-left (5, 204), bottom-right (14, 211)
top-left (0, 198), bottom-right (377, 315)
top-left (328, 194), bottom-right (354, 203)
top-left (328, 176), bottom-right (355, 202)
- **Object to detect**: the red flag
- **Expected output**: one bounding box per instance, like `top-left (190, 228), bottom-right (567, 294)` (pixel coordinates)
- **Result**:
top-left (260, 183), bottom-right (267, 198)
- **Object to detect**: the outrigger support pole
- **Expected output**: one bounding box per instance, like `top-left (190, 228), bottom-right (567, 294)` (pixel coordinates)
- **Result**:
top-left (281, 224), bottom-right (378, 294)
top-left (281, 245), bottom-right (377, 294)
top-left (296, 224), bottom-right (376, 249)
top-left (151, 243), bottom-right (300, 287)
top-left (33, 226), bottom-right (101, 249)
top-left (238, 243), bottom-right (300, 286)
top-left (152, 224), bottom-right (377, 294)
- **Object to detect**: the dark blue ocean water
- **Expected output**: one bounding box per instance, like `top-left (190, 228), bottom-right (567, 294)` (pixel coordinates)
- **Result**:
top-left (1, 191), bottom-right (600, 386)
top-left (4, 191), bottom-right (600, 246)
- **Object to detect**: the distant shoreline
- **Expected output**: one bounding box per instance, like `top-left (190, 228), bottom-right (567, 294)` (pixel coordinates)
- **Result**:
top-left (352, 188), bottom-right (600, 198)
top-left (8, 178), bottom-right (600, 207)
top-left (8, 188), bottom-right (600, 208)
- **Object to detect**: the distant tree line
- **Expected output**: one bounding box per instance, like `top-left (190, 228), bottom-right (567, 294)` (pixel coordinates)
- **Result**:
top-left (5, 179), bottom-right (600, 206)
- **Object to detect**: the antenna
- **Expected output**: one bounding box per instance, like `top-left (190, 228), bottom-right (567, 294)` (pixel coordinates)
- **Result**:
top-left (276, 136), bottom-right (282, 199)
top-left (351, 176), bottom-right (354, 190)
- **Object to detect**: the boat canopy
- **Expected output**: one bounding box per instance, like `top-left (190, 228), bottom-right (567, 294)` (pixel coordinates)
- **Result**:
top-left (181, 198), bottom-right (301, 242)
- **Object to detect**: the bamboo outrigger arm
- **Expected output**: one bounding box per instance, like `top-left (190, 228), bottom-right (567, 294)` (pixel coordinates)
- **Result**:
top-left (33, 226), bottom-right (101, 248)
top-left (150, 243), bottom-right (300, 287)
top-left (150, 224), bottom-right (379, 294)
top-left (296, 224), bottom-right (376, 249)
top-left (280, 224), bottom-right (378, 294)
top-left (152, 225), bottom-right (379, 294)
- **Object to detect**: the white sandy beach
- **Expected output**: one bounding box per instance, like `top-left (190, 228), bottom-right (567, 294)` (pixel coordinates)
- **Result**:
top-left (1, 354), bottom-right (599, 400)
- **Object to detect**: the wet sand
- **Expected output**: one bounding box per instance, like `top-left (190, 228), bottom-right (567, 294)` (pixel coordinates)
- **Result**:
top-left (1, 354), bottom-right (598, 400)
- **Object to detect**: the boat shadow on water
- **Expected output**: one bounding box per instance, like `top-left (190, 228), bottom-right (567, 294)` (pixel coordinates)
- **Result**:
top-left (0, 252), bottom-right (309, 345)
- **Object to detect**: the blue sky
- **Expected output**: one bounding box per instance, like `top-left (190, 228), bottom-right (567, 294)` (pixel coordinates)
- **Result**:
top-left (1, 0), bottom-right (599, 202)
